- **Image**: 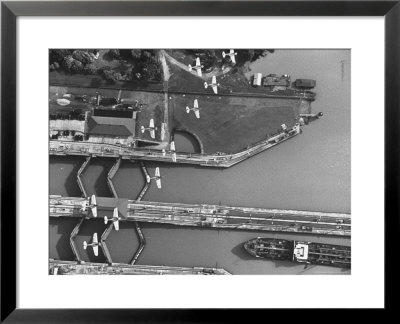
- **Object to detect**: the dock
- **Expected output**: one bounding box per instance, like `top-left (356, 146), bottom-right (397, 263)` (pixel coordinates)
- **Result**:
top-left (49, 259), bottom-right (231, 275)
top-left (50, 196), bottom-right (351, 237)
top-left (49, 124), bottom-right (301, 168)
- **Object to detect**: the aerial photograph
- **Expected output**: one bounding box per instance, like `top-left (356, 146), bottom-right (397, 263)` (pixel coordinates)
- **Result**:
top-left (49, 48), bottom-right (351, 275)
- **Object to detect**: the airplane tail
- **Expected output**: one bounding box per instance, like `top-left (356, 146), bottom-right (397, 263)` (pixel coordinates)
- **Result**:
top-left (83, 241), bottom-right (87, 250)
top-left (222, 51), bottom-right (226, 58)
top-left (188, 64), bottom-right (192, 71)
top-left (146, 175), bottom-right (151, 183)
top-left (104, 216), bottom-right (108, 225)
top-left (204, 82), bottom-right (208, 89)
top-left (186, 107), bottom-right (190, 113)
top-left (141, 126), bottom-right (145, 133)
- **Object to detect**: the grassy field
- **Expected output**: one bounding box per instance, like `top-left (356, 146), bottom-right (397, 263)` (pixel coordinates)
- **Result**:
top-left (170, 93), bottom-right (300, 154)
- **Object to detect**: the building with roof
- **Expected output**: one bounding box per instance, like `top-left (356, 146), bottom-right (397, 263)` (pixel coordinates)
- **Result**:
top-left (87, 114), bottom-right (136, 145)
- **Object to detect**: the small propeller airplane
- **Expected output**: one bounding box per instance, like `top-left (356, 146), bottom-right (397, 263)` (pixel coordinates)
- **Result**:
top-left (146, 167), bottom-right (162, 189)
top-left (162, 141), bottom-right (177, 162)
top-left (204, 76), bottom-right (220, 94)
top-left (141, 118), bottom-right (156, 139)
top-left (80, 194), bottom-right (97, 217)
top-left (186, 99), bottom-right (200, 119)
top-left (83, 233), bottom-right (100, 256)
top-left (188, 57), bottom-right (203, 77)
top-left (104, 207), bottom-right (121, 231)
top-left (222, 49), bottom-right (237, 64)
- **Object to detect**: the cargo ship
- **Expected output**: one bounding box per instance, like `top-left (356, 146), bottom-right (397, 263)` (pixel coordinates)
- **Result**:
top-left (243, 237), bottom-right (351, 268)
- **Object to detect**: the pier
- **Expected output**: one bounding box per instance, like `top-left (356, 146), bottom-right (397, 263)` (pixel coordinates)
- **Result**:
top-left (77, 156), bottom-right (91, 197)
top-left (49, 259), bottom-right (231, 275)
top-left (69, 217), bottom-right (85, 262)
top-left (107, 158), bottom-right (121, 198)
top-left (50, 196), bottom-right (351, 237)
top-left (49, 124), bottom-right (301, 168)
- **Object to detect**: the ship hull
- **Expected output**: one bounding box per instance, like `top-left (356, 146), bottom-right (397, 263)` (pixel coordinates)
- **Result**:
top-left (244, 237), bottom-right (351, 268)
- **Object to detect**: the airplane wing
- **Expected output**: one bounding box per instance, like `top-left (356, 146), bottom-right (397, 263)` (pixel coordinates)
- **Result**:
top-left (172, 152), bottom-right (177, 163)
top-left (150, 119), bottom-right (154, 128)
top-left (114, 220), bottom-right (119, 231)
top-left (170, 141), bottom-right (176, 151)
top-left (155, 167), bottom-right (160, 177)
top-left (93, 245), bottom-right (99, 257)
top-left (113, 207), bottom-right (118, 219)
top-left (212, 85), bottom-right (218, 94)
top-left (194, 99), bottom-right (198, 108)
top-left (91, 206), bottom-right (97, 218)
top-left (231, 55), bottom-right (236, 64)
top-left (195, 109), bottom-right (200, 119)
top-left (156, 179), bottom-right (162, 189)
top-left (93, 233), bottom-right (98, 244)
top-left (161, 123), bottom-right (166, 141)
top-left (150, 129), bottom-right (155, 139)
top-left (91, 195), bottom-right (96, 206)
top-left (162, 149), bottom-right (166, 156)
top-left (196, 57), bottom-right (200, 66)
top-left (230, 49), bottom-right (234, 54)
top-left (197, 69), bottom-right (202, 77)
top-left (212, 76), bottom-right (216, 84)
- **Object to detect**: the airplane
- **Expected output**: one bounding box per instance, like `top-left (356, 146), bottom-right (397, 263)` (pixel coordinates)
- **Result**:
top-left (170, 141), bottom-right (177, 162)
top-left (163, 141), bottom-right (176, 162)
top-left (186, 99), bottom-right (200, 119)
top-left (222, 49), bottom-right (237, 64)
top-left (188, 57), bottom-right (204, 77)
top-left (104, 207), bottom-right (121, 231)
top-left (83, 233), bottom-right (100, 257)
top-left (204, 76), bottom-right (220, 94)
top-left (141, 118), bottom-right (156, 139)
top-left (80, 194), bottom-right (98, 218)
top-left (146, 167), bottom-right (162, 189)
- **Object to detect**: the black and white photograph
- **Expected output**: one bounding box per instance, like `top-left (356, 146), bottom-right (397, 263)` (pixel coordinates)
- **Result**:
top-left (49, 48), bottom-right (351, 275)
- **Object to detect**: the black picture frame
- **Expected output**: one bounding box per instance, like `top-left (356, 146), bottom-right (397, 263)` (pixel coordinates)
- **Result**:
top-left (1, 0), bottom-right (399, 322)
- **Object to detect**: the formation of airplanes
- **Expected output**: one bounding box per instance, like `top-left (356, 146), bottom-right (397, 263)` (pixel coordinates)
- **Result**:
top-left (186, 99), bottom-right (200, 119)
top-left (104, 207), bottom-right (121, 231)
top-left (141, 118), bottom-right (156, 139)
top-left (83, 233), bottom-right (100, 256)
top-left (80, 194), bottom-right (97, 218)
top-left (204, 76), bottom-right (220, 94)
top-left (188, 57), bottom-right (204, 77)
top-left (146, 167), bottom-right (162, 189)
top-left (162, 141), bottom-right (177, 162)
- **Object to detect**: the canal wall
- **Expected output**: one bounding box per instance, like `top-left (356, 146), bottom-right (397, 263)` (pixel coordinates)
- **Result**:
top-left (49, 124), bottom-right (301, 168)
top-left (77, 156), bottom-right (91, 197)
top-left (107, 158), bottom-right (121, 198)
top-left (69, 217), bottom-right (85, 262)
top-left (100, 223), bottom-right (114, 263)
top-left (130, 222), bottom-right (146, 265)
top-left (49, 259), bottom-right (231, 275)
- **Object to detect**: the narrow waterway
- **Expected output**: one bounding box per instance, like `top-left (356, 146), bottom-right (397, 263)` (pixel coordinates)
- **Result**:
top-left (49, 50), bottom-right (351, 274)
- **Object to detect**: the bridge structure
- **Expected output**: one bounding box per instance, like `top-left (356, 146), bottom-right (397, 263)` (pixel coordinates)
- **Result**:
top-left (49, 259), bottom-right (231, 275)
top-left (50, 196), bottom-right (351, 237)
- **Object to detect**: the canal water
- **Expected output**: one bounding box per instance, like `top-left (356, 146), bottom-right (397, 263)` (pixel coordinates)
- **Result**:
top-left (49, 50), bottom-right (351, 274)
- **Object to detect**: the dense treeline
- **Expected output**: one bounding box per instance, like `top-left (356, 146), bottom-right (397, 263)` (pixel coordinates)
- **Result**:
top-left (49, 49), bottom-right (162, 83)
top-left (182, 49), bottom-right (274, 70)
